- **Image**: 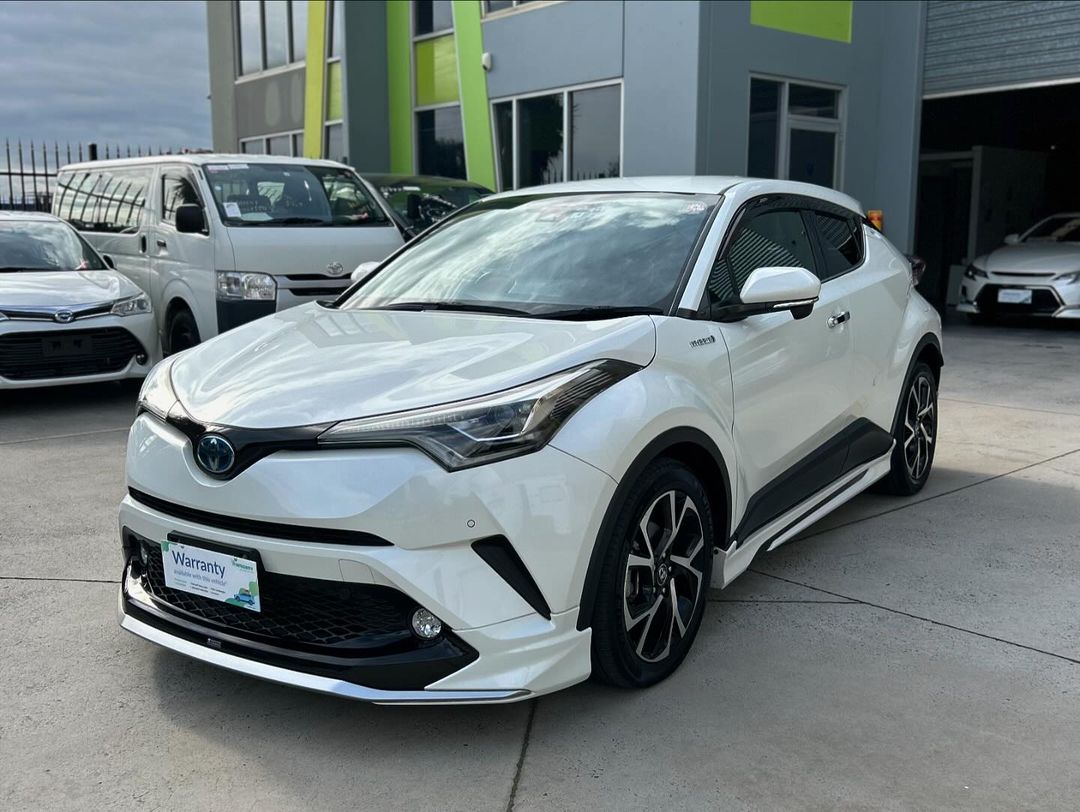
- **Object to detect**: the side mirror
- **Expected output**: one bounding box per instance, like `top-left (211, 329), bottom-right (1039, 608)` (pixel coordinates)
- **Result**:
top-left (715, 266), bottom-right (820, 321)
top-left (405, 193), bottom-right (422, 222)
top-left (101, 253), bottom-right (116, 269)
top-left (175, 204), bottom-right (206, 234)
top-left (906, 254), bottom-right (927, 286)
top-left (351, 261), bottom-right (380, 284)
top-left (1004, 233), bottom-right (1021, 245)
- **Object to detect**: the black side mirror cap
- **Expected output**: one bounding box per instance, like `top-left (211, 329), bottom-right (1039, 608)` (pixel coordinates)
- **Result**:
top-left (101, 253), bottom-right (116, 269)
top-left (906, 254), bottom-right (927, 286)
top-left (175, 203), bottom-right (207, 234)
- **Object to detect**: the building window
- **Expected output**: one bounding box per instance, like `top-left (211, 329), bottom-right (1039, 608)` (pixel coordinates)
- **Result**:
top-left (417, 108), bottom-right (465, 178)
top-left (328, 0), bottom-right (343, 58)
top-left (491, 81), bottom-right (622, 191)
top-left (483, 0), bottom-right (537, 13)
top-left (414, 0), bottom-right (454, 37)
top-left (237, 0), bottom-right (307, 76)
top-left (325, 123), bottom-right (345, 163)
top-left (239, 131), bottom-right (305, 156)
top-left (748, 76), bottom-right (843, 188)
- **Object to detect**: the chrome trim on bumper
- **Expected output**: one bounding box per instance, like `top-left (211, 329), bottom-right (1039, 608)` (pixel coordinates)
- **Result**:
top-left (117, 592), bottom-right (529, 705)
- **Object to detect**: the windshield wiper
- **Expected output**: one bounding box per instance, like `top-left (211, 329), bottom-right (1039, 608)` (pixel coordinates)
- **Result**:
top-left (534, 305), bottom-right (664, 320)
top-left (370, 301), bottom-right (534, 316)
top-left (234, 216), bottom-right (330, 226)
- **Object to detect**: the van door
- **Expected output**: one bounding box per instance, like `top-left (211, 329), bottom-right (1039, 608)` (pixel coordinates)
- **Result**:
top-left (147, 166), bottom-right (216, 350)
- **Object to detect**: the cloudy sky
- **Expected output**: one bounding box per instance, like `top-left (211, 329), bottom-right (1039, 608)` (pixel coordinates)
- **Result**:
top-left (0, 0), bottom-right (210, 151)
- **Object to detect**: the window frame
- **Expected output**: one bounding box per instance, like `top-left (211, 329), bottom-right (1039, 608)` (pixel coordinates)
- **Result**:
top-left (488, 78), bottom-right (624, 192)
top-left (235, 0), bottom-right (308, 80)
top-left (482, 1), bottom-right (561, 19)
top-left (159, 168), bottom-right (209, 235)
top-left (238, 129), bottom-right (306, 157)
top-left (746, 74), bottom-right (846, 189)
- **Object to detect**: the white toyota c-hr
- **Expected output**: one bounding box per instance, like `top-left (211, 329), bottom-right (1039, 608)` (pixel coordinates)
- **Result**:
top-left (119, 177), bottom-right (943, 704)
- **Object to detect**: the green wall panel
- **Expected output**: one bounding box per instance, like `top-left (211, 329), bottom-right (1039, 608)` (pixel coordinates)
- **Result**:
top-left (750, 0), bottom-right (853, 43)
top-left (415, 34), bottom-right (459, 106)
top-left (387, 0), bottom-right (413, 173)
top-left (452, 0), bottom-right (496, 189)
top-left (302, 0), bottom-right (328, 157)
top-left (326, 60), bottom-right (343, 121)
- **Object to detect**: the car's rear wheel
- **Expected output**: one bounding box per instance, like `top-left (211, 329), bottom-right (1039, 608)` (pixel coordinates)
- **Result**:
top-left (878, 361), bottom-right (938, 495)
top-left (591, 459), bottom-right (713, 688)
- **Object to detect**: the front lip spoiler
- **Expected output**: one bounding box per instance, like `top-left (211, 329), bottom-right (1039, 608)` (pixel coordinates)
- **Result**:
top-left (117, 591), bottom-right (529, 705)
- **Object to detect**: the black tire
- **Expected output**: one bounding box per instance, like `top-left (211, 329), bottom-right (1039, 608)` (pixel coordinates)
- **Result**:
top-left (166, 308), bottom-right (200, 355)
top-left (591, 459), bottom-right (714, 689)
top-left (877, 361), bottom-right (938, 496)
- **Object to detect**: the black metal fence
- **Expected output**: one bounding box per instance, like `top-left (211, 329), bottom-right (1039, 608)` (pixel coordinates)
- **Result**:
top-left (0, 140), bottom-right (192, 213)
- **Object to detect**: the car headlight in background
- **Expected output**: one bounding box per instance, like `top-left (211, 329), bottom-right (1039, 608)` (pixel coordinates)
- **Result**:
top-left (216, 271), bottom-right (276, 301)
top-left (110, 293), bottom-right (152, 316)
top-left (1054, 271), bottom-right (1080, 285)
top-left (963, 265), bottom-right (988, 280)
top-left (317, 359), bottom-right (641, 470)
top-left (137, 360), bottom-right (178, 420)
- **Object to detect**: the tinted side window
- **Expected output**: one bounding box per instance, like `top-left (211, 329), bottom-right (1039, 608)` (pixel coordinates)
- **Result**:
top-left (162, 175), bottom-right (201, 226)
top-left (813, 211), bottom-right (862, 279)
top-left (708, 208), bottom-right (816, 304)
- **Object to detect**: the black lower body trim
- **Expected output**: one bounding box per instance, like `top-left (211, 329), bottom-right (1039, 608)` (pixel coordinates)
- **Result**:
top-left (472, 536), bottom-right (551, 619)
top-left (216, 299), bottom-right (277, 334)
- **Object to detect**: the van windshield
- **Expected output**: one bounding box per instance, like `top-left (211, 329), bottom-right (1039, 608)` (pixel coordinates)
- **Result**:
top-left (202, 163), bottom-right (389, 227)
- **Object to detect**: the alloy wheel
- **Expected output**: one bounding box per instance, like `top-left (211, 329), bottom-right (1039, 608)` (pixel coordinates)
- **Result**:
top-left (622, 489), bottom-right (707, 663)
top-left (903, 374), bottom-right (935, 481)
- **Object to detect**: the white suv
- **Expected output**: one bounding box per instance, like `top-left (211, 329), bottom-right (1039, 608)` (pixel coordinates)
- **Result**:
top-left (119, 178), bottom-right (942, 704)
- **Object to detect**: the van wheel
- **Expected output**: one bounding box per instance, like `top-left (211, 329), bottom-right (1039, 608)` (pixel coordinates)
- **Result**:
top-left (591, 459), bottom-right (713, 688)
top-left (166, 308), bottom-right (200, 355)
top-left (878, 361), bottom-right (938, 496)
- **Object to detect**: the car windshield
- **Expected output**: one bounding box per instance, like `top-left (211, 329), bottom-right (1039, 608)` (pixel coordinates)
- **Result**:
top-left (341, 192), bottom-right (718, 317)
top-left (203, 163), bottom-right (389, 227)
top-left (376, 180), bottom-right (490, 232)
top-left (0, 220), bottom-right (105, 272)
top-left (1024, 216), bottom-right (1080, 243)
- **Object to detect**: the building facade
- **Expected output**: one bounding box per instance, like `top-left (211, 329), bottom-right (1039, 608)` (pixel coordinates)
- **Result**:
top-left (206, 0), bottom-right (1078, 259)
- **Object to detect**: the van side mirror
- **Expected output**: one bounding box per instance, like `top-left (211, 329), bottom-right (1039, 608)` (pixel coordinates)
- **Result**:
top-left (101, 253), bottom-right (116, 269)
top-left (351, 261), bottom-right (380, 284)
top-left (712, 267), bottom-right (821, 322)
top-left (176, 204), bottom-right (206, 234)
top-left (1004, 233), bottom-right (1020, 245)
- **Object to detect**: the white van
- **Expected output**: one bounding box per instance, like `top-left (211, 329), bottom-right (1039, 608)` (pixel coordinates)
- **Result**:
top-left (53, 155), bottom-right (404, 353)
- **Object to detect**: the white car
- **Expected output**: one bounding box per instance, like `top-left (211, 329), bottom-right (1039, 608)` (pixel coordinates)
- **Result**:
top-left (958, 212), bottom-right (1080, 321)
top-left (118, 177), bottom-right (943, 704)
top-left (0, 212), bottom-right (156, 388)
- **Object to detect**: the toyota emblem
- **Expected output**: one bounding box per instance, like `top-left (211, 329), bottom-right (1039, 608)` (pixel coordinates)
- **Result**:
top-left (195, 434), bottom-right (236, 475)
top-left (54, 310), bottom-right (74, 324)
top-left (326, 261), bottom-right (345, 277)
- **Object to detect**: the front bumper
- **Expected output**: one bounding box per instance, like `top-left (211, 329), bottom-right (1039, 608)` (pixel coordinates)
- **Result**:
top-left (0, 312), bottom-right (157, 388)
top-left (118, 413), bottom-right (612, 702)
top-left (957, 275), bottom-right (1080, 318)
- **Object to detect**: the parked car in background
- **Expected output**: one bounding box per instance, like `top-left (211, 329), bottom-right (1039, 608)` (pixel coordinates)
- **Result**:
top-left (53, 155), bottom-right (403, 354)
top-left (118, 177), bottom-right (942, 704)
top-left (362, 174), bottom-right (491, 239)
top-left (958, 212), bottom-right (1080, 322)
top-left (0, 212), bottom-right (156, 388)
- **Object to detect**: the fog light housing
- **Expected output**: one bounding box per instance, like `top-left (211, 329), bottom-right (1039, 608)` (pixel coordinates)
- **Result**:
top-left (411, 608), bottom-right (443, 639)
top-left (136, 353), bottom-right (148, 364)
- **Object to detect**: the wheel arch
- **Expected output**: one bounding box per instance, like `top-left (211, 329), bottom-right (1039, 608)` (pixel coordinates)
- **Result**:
top-left (889, 332), bottom-right (943, 434)
top-left (575, 427), bottom-right (732, 632)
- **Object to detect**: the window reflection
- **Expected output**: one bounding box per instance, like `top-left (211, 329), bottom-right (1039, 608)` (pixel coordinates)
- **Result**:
top-left (238, 0), bottom-right (262, 75)
top-left (569, 85), bottom-right (620, 181)
top-left (417, 108), bottom-right (466, 179)
top-left (518, 94), bottom-right (563, 187)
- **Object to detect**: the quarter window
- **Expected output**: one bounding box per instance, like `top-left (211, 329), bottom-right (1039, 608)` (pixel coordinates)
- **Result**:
top-left (709, 208), bottom-right (816, 305)
top-left (813, 211), bottom-right (862, 279)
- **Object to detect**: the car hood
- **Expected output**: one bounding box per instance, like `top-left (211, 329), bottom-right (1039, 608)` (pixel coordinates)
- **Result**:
top-left (976, 242), bottom-right (1080, 274)
top-left (0, 270), bottom-right (141, 308)
top-left (169, 304), bottom-right (657, 429)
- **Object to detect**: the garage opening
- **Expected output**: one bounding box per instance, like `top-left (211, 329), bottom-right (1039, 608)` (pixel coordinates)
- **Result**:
top-left (914, 82), bottom-right (1080, 311)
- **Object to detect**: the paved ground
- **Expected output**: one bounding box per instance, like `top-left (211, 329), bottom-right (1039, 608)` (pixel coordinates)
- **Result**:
top-left (2, 320), bottom-right (1079, 810)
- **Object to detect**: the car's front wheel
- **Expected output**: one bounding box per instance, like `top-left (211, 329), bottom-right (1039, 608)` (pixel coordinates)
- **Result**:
top-left (591, 459), bottom-right (714, 688)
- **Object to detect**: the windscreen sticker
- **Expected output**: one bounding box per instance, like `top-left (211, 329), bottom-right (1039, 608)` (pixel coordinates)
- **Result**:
top-left (227, 163), bottom-right (249, 170)
top-left (224, 202), bottom-right (242, 218)
top-left (205, 164), bottom-right (229, 172)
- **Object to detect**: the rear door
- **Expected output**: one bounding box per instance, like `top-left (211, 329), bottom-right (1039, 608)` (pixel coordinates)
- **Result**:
top-left (712, 197), bottom-right (855, 541)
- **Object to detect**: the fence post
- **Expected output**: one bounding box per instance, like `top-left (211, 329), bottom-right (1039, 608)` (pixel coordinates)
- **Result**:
top-left (88, 142), bottom-right (98, 161)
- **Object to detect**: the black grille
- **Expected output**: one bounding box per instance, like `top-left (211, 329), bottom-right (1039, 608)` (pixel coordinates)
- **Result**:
top-left (138, 539), bottom-right (415, 652)
top-left (976, 285), bottom-right (1062, 316)
top-left (0, 327), bottom-right (144, 380)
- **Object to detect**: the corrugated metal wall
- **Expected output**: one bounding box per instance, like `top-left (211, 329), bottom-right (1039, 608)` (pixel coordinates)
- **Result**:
top-left (924, 0), bottom-right (1080, 97)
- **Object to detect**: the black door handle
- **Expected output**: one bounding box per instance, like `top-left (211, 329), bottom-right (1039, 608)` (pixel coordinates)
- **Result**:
top-left (156, 238), bottom-right (167, 250)
top-left (139, 235), bottom-right (147, 253)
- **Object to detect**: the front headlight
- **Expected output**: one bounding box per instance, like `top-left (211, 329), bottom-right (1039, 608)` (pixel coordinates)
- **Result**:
top-left (137, 360), bottom-right (178, 420)
top-left (963, 264), bottom-right (988, 280)
top-left (1054, 271), bottom-right (1080, 285)
top-left (111, 293), bottom-right (151, 316)
top-left (317, 359), bottom-right (641, 470)
top-left (216, 271), bottom-right (277, 301)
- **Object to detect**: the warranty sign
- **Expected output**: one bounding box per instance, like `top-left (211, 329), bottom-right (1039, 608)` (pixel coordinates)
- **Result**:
top-left (160, 540), bottom-right (261, 612)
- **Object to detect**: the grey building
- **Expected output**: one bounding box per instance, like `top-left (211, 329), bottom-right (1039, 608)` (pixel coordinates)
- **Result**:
top-left (206, 0), bottom-right (1080, 303)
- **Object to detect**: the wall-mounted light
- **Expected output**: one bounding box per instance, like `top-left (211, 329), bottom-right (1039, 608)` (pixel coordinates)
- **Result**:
top-left (481, 52), bottom-right (493, 72)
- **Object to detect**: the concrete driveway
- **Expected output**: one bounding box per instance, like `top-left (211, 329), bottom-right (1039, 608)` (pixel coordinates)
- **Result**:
top-left (2, 321), bottom-right (1078, 810)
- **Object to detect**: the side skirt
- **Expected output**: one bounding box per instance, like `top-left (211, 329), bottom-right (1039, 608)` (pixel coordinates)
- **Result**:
top-left (717, 446), bottom-right (894, 587)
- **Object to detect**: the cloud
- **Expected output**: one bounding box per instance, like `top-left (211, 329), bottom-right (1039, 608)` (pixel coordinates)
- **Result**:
top-left (0, 0), bottom-right (210, 151)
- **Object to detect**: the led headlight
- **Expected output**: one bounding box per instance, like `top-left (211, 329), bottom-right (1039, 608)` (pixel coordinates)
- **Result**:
top-left (963, 265), bottom-right (988, 280)
top-left (1054, 271), bottom-right (1080, 285)
top-left (216, 271), bottom-right (277, 301)
top-left (317, 359), bottom-right (641, 470)
top-left (136, 360), bottom-right (178, 420)
top-left (111, 293), bottom-right (151, 316)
